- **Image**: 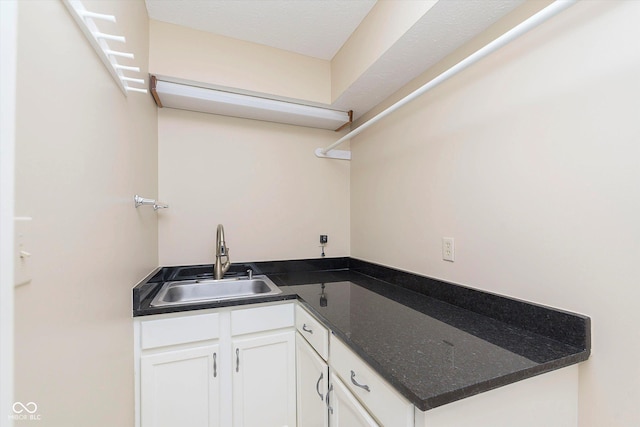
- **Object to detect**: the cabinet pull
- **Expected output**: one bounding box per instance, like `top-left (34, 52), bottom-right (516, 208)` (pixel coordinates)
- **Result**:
top-left (315, 372), bottom-right (324, 400)
top-left (350, 370), bottom-right (371, 392)
top-left (213, 353), bottom-right (217, 378)
top-left (302, 324), bottom-right (313, 334)
top-left (326, 383), bottom-right (333, 414)
top-left (235, 348), bottom-right (240, 372)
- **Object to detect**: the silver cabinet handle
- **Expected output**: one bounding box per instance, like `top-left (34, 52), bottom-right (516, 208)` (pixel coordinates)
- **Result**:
top-left (315, 372), bottom-right (324, 400)
top-left (235, 348), bottom-right (239, 372)
top-left (302, 324), bottom-right (313, 334)
top-left (326, 383), bottom-right (333, 414)
top-left (350, 370), bottom-right (370, 392)
top-left (213, 353), bottom-right (217, 378)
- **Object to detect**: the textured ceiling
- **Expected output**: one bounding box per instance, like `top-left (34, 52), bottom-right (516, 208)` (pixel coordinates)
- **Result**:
top-left (145, 0), bottom-right (526, 120)
top-left (145, 0), bottom-right (377, 60)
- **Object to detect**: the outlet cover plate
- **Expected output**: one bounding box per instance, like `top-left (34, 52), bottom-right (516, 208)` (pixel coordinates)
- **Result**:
top-left (442, 237), bottom-right (455, 262)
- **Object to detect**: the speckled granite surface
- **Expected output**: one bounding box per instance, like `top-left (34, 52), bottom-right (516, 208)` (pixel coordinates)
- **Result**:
top-left (132, 257), bottom-right (590, 411)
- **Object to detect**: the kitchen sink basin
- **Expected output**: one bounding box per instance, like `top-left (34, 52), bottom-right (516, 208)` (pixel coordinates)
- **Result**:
top-left (150, 275), bottom-right (281, 307)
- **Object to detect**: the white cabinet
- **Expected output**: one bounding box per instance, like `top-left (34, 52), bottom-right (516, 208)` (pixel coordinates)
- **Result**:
top-left (138, 311), bottom-right (221, 427)
top-left (296, 334), bottom-right (329, 427)
top-left (135, 302), bottom-right (295, 427)
top-left (328, 372), bottom-right (379, 427)
top-left (141, 344), bottom-right (221, 427)
top-left (330, 335), bottom-right (414, 427)
top-left (232, 332), bottom-right (296, 427)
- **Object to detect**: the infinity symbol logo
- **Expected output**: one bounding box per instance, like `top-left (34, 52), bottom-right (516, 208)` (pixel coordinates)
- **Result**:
top-left (13, 401), bottom-right (38, 414)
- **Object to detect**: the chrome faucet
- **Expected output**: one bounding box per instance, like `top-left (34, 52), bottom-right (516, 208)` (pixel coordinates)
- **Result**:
top-left (214, 224), bottom-right (231, 279)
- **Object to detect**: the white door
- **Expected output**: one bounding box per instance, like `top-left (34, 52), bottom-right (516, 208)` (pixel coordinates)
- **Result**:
top-left (232, 331), bottom-right (296, 427)
top-left (329, 372), bottom-right (379, 427)
top-left (141, 344), bottom-right (221, 427)
top-left (296, 334), bottom-right (329, 427)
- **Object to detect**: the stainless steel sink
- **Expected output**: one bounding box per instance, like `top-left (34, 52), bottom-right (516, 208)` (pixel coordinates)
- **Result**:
top-left (150, 275), bottom-right (282, 307)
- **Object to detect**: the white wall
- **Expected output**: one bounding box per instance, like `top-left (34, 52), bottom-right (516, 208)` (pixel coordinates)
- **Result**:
top-left (149, 20), bottom-right (332, 105)
top-left (14, 1), bottom-right (158, 425)
top-left (350, 1), bottom-right (640, 426)
top-left (0, 1), bottom-right (17, 425)
top-left (158, 108), bottom-right (350, 265)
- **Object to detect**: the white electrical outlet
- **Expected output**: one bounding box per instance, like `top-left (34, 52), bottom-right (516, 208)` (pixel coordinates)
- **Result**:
top-left (442, 237), bottom-right (455, 262)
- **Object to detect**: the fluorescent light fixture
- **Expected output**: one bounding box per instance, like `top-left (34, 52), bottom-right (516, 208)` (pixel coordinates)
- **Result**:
top-left (150, 76), bottom-right (351, 130)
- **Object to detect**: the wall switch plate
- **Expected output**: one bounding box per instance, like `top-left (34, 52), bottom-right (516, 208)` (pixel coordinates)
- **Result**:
top-left (14, 216), bottom-right (33, 286)
top-left (442, 237), bottom-right (455, 262)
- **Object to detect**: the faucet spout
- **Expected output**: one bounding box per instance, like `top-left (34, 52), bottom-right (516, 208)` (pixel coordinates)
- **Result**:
top-left (214, 224), bottom-right (231, 279)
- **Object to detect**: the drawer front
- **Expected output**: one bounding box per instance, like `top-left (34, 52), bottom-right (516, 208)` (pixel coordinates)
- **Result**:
top-left (296, 304), bottom-right (329, 360)
top-left (231, 302), bottom-right (294, 336)
top-left (330, 335), bottom-right (414, 427)
top-left (141, 312), bottom-right (220, 350)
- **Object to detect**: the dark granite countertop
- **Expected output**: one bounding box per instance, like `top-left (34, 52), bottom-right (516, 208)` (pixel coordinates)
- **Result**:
top-left (132, 257), bottom-right (590, 411)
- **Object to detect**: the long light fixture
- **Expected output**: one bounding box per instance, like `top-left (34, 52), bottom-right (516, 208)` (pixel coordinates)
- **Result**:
top-left (150, 76), bottom-right (352, 131)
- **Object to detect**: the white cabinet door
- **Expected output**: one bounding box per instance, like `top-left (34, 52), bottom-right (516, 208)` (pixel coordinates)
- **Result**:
top-left (329, 372), bottom-right (379, 427)
top-left (296, 334), bottom-right (329, 427)
top-left (141, 344), bottom-right (220, 427)
top-left (232, 331), bottom-right (296, 427)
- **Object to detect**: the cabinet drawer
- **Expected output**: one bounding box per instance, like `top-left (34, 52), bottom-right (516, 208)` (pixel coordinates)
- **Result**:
top-left (330, 335), bottom-right (413, 427)
top-left (231, 303), bottom-right (294, 336)
top-left (296, 304), bottom-right (329, 360)
top-left (141, 312), bottom-right (220, 350)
